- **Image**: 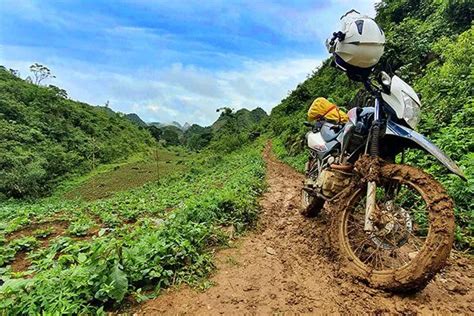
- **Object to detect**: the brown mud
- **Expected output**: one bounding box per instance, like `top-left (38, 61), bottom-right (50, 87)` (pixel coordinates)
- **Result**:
top-left (6, 220), bottom-right (69, 243)
top-left (135, 144), bottom-right (473, 314)
top-left (6, 220), bottom-right (103, 272)
top-left (7, 221), bottom-right (69, 272)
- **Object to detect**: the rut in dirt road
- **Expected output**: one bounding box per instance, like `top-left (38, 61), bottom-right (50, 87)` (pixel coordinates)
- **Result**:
top-left (136, 143), bottom-right (473, 315)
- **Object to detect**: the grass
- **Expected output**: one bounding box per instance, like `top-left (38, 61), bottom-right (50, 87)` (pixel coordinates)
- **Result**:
top-left (56, 146), bottom-right (190, 201)
top-left (0, 145), bottom-right (266, 314)
top-left (272, 137), bottom-right (306, 173)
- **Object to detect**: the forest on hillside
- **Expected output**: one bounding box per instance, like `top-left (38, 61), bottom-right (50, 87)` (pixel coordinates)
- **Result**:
top-left (0, 67), bottom-right (268, 200)
top-left (0, 68), bottom-right (154, 199)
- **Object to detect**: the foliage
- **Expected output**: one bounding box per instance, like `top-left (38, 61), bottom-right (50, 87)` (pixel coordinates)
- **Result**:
top-left (0, 146), bottom-right (266, 313)
top-left (161, 126), bottom-right (184, 146)
top-left (27, 63), bottom-right (55, 86)
top-left (184, 124), bottom-right (213, 150)
top-left (125, 113), bottom-right (147, 127)
top-left (267, 1), bottom-right (473, 248)
top-left (59, 146), bottom-right (189, 201)
top-left (0, 67), bottom-right (154, 199)
top-left (208, 107), bottom-right (268, 153)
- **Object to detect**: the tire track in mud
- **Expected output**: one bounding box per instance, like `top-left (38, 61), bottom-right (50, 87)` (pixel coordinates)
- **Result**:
top-left (135, 143), bottom-right (473, 315)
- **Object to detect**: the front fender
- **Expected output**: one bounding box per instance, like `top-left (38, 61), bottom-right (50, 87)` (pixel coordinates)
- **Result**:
top-left (386, 121), bottom-right (466, 180)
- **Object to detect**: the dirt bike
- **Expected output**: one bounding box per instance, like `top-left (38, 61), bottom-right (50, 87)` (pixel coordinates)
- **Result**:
top-left (301, 71), bottom-right (466, 291)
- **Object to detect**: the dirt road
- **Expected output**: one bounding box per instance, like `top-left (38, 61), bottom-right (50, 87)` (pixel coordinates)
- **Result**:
top-left (136, 145), bottom-right (473, 314)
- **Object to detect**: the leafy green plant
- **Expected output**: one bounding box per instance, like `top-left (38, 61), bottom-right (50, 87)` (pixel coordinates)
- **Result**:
top-left (33, 228), bottom-right (54, 238)
top-left (0, 145), bottom-right (266, 313)
top-left (67, 217), bottom-right (95, 236)
top-left (11, 236), bottom-right (39, 252)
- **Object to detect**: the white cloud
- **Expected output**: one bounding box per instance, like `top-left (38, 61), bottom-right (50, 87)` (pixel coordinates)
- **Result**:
top-left (2, 54), bottom-right (322, 126)
top-left (1, 1), bottom-right (381, 126)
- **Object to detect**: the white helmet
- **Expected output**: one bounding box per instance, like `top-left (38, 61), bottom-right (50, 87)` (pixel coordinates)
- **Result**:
top-left (327, 10), bottom-right (385, 73)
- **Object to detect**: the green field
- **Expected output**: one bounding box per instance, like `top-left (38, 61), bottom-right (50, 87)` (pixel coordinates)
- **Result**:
top-left (59, 147), bottom-right (190, 201)
top-left (0, 146), bottom-right (266, 314)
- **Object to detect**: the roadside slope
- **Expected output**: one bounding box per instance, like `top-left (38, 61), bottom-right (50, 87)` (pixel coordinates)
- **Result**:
top-left (136, 144), bottom-right (473, 314)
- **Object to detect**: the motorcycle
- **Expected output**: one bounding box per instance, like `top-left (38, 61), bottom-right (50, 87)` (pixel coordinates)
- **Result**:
top-left (301, 71), bottom-right (466, 291)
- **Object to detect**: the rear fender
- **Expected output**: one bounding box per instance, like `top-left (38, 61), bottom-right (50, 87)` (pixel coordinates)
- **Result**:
top-left (385, 121), bottom-right (466, 180)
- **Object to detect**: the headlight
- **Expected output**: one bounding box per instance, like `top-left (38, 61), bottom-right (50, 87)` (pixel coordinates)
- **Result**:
top-left (380, 71), bottom-right (392, 87)
top-left (402, 91), bottom-right (421, 129)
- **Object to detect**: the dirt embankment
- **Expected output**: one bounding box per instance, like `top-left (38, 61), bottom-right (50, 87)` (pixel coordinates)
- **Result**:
top-left (135, 144), bottom-right (473, 314)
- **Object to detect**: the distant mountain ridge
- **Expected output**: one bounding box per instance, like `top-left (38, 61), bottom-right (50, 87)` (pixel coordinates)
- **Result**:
top-left (211, 107), bottom-right (267, 131)
top-left (125, 107), bottom-right (267, 134)
top-left (144, 106), bottom-right (267, 149)
top-left (148, 120), bottom-right (191, 131)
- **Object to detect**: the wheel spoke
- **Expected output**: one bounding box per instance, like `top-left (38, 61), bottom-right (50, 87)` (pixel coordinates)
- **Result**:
top-left (363, 243), bottom-right (382, 265)
top-left (344, 177), bottom-right (430, 271)
top-left (391, 216), bottom-right (424, 251)
top-left (352, 235), bottom-right (373, 255)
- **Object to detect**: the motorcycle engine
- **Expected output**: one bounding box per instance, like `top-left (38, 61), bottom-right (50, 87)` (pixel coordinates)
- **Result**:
top-left (316, 169), bottom-right (351, 198)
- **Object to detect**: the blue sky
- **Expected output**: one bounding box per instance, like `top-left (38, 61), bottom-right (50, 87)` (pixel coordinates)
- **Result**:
top-left (0, 0), bottom-right (377, 125)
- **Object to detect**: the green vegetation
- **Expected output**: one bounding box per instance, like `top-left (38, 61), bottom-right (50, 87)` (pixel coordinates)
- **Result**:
top-left (0, 146), bottom-right (265, 314)
top-left (208, 107), bottom-right (267, 153)
top-left (125, 113), bottom-right (147, 127)
top-left (0, 2), bottom-right (471, 314)
top-left (0, 62), bottom-right (269, 313)
top-left (148, 107), bottom-right (268, 152)
top-left (184, 124), bottom-right (213, 150)
top-left (268, 0), bottom-right (473, 248)
top-left (0, 67), bottom-right (154, 200)
top-left (59, 147), bottom-right (189, 201)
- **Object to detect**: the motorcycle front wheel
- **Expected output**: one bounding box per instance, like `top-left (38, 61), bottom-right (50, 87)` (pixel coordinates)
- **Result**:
top-left (329, 163), bottom-right (455, 291)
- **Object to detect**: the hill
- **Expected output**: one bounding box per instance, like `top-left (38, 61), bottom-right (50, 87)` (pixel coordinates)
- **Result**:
top-left (0, 67), bottom-right (154, 199)
top-left (149, 107), bottom-right (268, 150)
top-left (212, 107), bottom-right (267, 130)
top-left (0, 1), bottom-right (472, 313)
top-left (182, 107), bottom-right (268, 152)
top-left (149, 121), bottom-right (191, 131)
top-left (268, 2), bottom-right (473, 248)
top-left (125, 113), bottom-right (147, 127)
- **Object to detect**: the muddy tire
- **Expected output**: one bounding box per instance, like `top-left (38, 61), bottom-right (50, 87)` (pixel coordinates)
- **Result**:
top-left (329, 163), bottom-right (455, 292)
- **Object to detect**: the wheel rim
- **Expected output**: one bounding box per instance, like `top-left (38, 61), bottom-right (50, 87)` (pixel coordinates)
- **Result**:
top-left (342, 177), bottom-right (430, 272)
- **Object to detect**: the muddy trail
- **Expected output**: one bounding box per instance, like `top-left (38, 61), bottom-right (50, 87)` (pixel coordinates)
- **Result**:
top-left (136, 144), bottom-right (473, 314)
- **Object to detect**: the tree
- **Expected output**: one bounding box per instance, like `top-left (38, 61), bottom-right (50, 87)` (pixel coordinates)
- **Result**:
top-left (8, 69), bottom-right (20, 77)
top-left (147, 125), bottom-right (163, 141)
top-left (48, 85), bottom-right (68, 98)
top-left (29, 63), bottom-right (55, 85)
top-left (162, 128), bottom-right (180, 146)
top-left (216, 107), bottom-right (233, 116)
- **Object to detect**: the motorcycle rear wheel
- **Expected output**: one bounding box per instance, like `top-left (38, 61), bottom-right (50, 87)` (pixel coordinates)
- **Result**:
top-left (301, 159), bottom-right (324, 217)
top-left (329, 163), bottom-right (455, 291)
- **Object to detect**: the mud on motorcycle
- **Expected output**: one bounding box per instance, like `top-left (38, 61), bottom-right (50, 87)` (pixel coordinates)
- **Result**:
top-left (301, 71), bottom-right (466, 291)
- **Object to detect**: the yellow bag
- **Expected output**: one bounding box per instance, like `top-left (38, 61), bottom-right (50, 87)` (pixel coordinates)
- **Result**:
top-left (307, 97), bottom-right (348, 124)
